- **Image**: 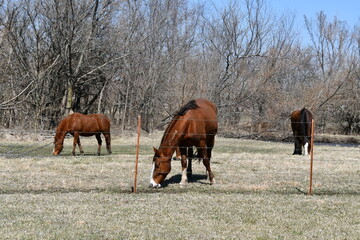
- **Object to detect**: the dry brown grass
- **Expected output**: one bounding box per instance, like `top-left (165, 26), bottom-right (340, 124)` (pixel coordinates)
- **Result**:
top-left (0, 132), bottom-right (359, 239)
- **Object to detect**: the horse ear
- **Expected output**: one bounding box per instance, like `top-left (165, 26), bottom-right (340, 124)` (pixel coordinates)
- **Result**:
top-left (153, 147), bottom-right (159, 156)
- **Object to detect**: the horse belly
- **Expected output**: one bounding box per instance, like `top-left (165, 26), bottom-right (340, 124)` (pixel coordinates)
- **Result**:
top-left (79, 132), bottom-right (96, 137)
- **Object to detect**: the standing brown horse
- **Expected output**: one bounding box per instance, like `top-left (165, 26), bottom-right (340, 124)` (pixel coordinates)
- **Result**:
top-left (150, 99), bottom-right (218, 188)
top-left (53, 113), bottom-right (111, 156)
top-left (290, 108), bottom-right (313, 155)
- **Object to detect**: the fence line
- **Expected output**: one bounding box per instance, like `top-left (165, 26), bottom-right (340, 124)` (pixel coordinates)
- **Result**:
top-left (1, 117), bottom-right (360, 194)
top-left (1, 138), bottom-right (360, 157)
top-left (2, 117), bottom-right (360, 156)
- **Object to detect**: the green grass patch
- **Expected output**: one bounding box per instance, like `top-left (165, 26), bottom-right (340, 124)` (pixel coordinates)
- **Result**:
top-left (0, 133), bottom-right (359, 239)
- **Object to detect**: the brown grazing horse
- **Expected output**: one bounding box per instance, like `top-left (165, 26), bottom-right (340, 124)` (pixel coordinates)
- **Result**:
top-left (53, 113), bottom-right (111, 156)
top-left (150, 99), bottom-right (218, 188)
top-left (290, 108), bottom-right (313, 155)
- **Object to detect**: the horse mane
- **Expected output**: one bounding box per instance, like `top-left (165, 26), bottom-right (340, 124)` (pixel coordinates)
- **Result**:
top-left (174, 100), bottom-right (199, 116)
top-left (159, 100), bottom-right (199, 146)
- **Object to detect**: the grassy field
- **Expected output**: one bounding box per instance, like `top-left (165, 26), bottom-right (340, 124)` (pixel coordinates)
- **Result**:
top-left (0, 132), bottom-right (359, 239)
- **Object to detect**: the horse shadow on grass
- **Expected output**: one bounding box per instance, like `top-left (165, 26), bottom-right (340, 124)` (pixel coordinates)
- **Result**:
top-left (161, 174), bottom-right (209, 188)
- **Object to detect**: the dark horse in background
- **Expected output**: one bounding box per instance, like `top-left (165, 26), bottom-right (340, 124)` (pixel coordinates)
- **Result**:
top-left (150, 99), bottom-right (218, 188)
top-left (53, 113), bottom-right (111, 156)
top-left (290, 108), bottom-right (313, 155)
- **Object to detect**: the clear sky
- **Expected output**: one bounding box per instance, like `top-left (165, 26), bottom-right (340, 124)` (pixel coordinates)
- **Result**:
top-left (270, 0), bottom-right (360, 27)
top-left (211, 0), bottom-right (360, 26)
top-left (210, 0), bottom-right (360, 44)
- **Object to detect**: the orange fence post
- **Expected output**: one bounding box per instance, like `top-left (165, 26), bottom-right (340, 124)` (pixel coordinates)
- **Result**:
top-left (132, 115), bottom-right (141, 193)
top-left (308, 119), bottom-right (315, 195)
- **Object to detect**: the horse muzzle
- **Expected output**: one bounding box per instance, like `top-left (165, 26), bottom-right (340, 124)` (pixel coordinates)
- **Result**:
top-left (149, 179), bottom-right (161, 188)
top-left (53, 149), bottom-right (60, 156)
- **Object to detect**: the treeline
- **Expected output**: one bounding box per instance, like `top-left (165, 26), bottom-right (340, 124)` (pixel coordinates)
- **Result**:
top-left (1, 0), bottom-right (360, 135)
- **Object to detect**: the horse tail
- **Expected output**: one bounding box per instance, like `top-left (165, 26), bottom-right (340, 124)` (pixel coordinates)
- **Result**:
top-left (300, 108), bottom-right (309, 142)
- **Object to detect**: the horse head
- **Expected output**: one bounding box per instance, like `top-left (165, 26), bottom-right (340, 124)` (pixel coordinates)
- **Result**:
top-left (149, 147), bottom-right (171, 188)
top-left (53, 137), bottom-right (64, 155)
top-left (53, 130), bottom-right (65, 155)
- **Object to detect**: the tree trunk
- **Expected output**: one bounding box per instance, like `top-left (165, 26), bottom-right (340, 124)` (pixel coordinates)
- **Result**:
top-left (65, 80), bottom-right (73, 116)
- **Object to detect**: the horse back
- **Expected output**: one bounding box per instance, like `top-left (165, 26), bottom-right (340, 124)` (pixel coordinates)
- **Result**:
top-left (180, 99), bottom-right (218, 137)
top-left (94, 114), bottom-right (111, 132)
top-left (62, 113), bottom-right (110, 134)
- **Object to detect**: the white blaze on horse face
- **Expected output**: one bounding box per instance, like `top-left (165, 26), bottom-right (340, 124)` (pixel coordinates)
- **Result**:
top-left (149, 162), bottom-right (161, 188)
top-left (304, 142), bottom-right (309, 155)
top-left (53, 146), bottom-right (59, 155)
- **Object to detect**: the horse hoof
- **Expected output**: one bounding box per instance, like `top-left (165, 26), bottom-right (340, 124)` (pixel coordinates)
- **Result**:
top-left (180, 181), bottom-right (188, 186)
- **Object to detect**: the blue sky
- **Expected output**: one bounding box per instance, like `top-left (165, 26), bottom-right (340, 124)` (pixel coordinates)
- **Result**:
top-left (211, 0), bottom-right (360, 27)
top-left (270, 0), bottom-right (360, 27)
top-left (210, 0), bottom-right (360, 44)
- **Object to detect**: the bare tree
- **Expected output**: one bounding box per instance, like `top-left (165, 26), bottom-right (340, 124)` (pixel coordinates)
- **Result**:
top-left (0, 0), bottom-right (120, 129)
top-left (305, 12), bottom-right (353, 108)
top-left (1, 0), bottom-right (360, 138)
top-left (304, 12), bottom-right (356, 133)
top-left (201, 0), bottom-right (299, 133)
top-left (111, 0), bottom-right (203, 132)
top-left (203, 0), bottom-right (271, 105)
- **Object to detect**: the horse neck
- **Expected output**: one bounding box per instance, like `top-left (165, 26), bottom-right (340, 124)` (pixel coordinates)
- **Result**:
top-left (55, 121), bottom-right (68, 144)
top-left (159, 118), bottom-right (182, 157)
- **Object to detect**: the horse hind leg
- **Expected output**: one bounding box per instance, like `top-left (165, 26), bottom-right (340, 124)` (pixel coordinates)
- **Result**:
top-left (206, 137), bottom-right (216, 184)
top-left (103, 132), bottom-right (112, 154)
top-left (187, 147), bottom-right (193, 178)
top-left (199, 140), bottom-right (215, 184)
top-left (303, 142), bottom-right (309, 156)
top-left (95, 134), bottom-right (102, 156)
top-left (77, 137), bottom-right (84, 155)
top-left (293, 137), bottom-right (302, 155)
top-left (203, 158), bottom-right (215, 185)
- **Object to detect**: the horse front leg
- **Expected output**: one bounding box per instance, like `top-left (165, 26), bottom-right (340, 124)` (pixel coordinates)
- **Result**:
top-left (174, 147), bottom-right (181, 160)
top-left (180, 147), bottom-right (188, 185)
top-left (95, 134), bottom-right (102, 155)
top-left (73, 132), bottom-right (80, 156)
